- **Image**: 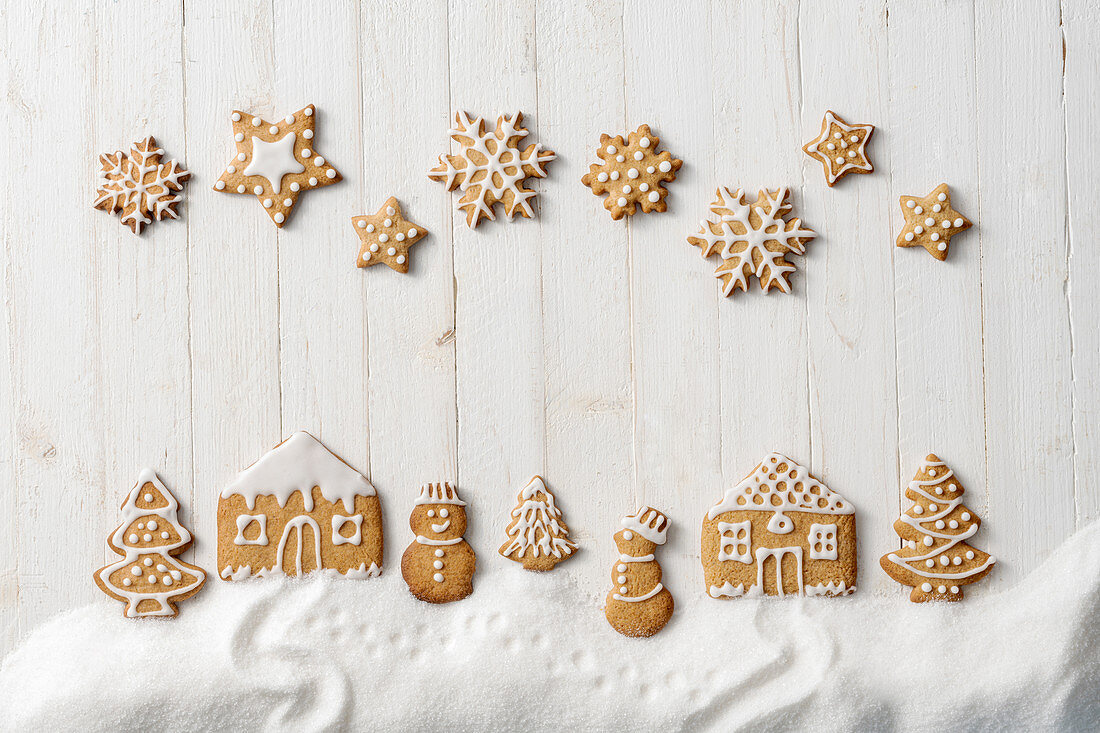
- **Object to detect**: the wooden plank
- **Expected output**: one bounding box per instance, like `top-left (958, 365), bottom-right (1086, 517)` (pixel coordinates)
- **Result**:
top-left (623, 0), bottom-right (723, 594)
top-left (447, 0), bottom-right (545, 557)
top-left (183, 0), bottom-right (280, 577)
top-left (799, 0), bottom-right (899, 594)
top-left (1064, 0), bottom-right (1100, 525)
top-left (536, 0), bottom-right (633, 591)
top-left (974, 0), bottom-right (1074, 583)
top-left (358, 0), bottom-right (458, 559)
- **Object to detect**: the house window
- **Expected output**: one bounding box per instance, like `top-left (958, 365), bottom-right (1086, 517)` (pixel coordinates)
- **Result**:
top-left (718, 520), bottom-right (752, 563)
top-left (808, 523), bottom-right (838, 560)
top-left (332, 514), bottom-right (363, 546)
top-left (234, 514), bottom-right (268, 546)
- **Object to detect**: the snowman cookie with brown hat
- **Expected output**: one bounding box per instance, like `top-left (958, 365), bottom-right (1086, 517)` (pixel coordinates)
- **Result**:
top-left (401, 482), bottom-right (476, 603)
top-left (604, 506), bottom-right (674, 638)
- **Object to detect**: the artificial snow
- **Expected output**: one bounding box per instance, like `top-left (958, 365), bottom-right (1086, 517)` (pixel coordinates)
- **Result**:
top-left (2, 519), bottom-right (1099, 731)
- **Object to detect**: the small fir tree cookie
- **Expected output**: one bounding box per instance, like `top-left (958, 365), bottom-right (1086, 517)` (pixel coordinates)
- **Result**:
top-left (498, 476), bottom-right (577, 571)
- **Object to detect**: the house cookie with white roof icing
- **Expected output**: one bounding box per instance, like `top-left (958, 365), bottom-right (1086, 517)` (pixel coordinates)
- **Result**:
top-left (702, 452), bottom-right (857, 598)
top-left (217, 432), bottom-right (382, 579)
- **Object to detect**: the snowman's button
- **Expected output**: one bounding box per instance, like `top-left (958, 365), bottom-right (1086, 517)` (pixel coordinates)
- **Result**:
top-left (434, 548), bottom-right (444, 557)
top-left (434, 560), bottom-right (443, 570)
top-left (433, 573), bottom-right (444, 583)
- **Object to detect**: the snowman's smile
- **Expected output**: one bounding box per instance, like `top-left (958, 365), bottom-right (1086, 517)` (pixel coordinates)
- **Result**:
top-left (431, 520), bottom-right (451, 533)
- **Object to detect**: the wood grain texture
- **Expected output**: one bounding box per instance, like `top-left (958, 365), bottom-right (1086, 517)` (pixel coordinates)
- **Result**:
top-left (1, 0), bottom-right (1097, 658)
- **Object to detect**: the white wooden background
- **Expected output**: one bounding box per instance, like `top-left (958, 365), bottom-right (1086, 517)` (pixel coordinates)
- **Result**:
top-left (1, 0), bottom-right (1097, 660)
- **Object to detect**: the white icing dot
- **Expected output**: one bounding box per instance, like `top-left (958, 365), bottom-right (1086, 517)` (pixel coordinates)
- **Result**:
top-left (965, 550), bottom-right (975, 559)
top-left (131, 566), bottom-right (142, 575)
top-left (163, 576), bottom-right (173, 586)
top-left (952, 557), bottom-right (962, 565)
top-left (932, 204), bottom-right (942, 213)
top-left (914, 206), bottom-right (923, 214)
top-left (434, 549), bottom-right (444, 557)
top-left (122, 578), bottom-right (132, 586)
top-left (938, 192), bottom-right (947, 201)
top-left (128, 533), bottom-right (138, 543)
top-left (156, 564), bottom-right (167, 572)
top-left (627, 168), bottom-right (639, 179)
top-left (848, 151), bottom-right (856, 158)
top-left (639, 183), bottom-right (649, 192)
top-left (648, 191), bottom-right (660, 203)
top-left (954, 218), bottom-right (964, 227)
top-left (284, 114), bottom-right (295, 124)
top-left (369, 244), bottom-right (379, 253)
top-left (623, 531), bottom-right (633, 540)
top-left (274, 213), bottom-right (285, 224)
top-left (434, 560), bottom-right (443, 569)
top-left (234, 133), bottom-right (244, 142)
top-left (929, 504), bottom-right (938, 511)
top-left (161, 532), bottom-right (169, 539)
top-left (268, 125), bottom-right (278, 135)
top-left (921, 582), bottom-right (932, 592)
top-left (253, 186), bottom-right (263, 195)
top-left (143, 558), bottom-right (153, 567)
top-left (923, 536), bottom-right (934, 546)
top-left (913, 505), bottom-right (923, 514)
top-left (433, 573), bottom-right (444, 583)
top-left (215, 181), bottom-right (226, 190)
top-left (290, 182), bottom-right (300, 192)
top-left (942, 220), bottom-right (952, 228)
top-left (396, 255), bottom-right (406, 264)
top-left (396, 233), bottom-right (405, 242)
top-left (383, 218), bottom-right (392, 227)
top-left (408, 228), bottom-right (418, 237)
top-left (610, 171), bottom-right (620, 181)
top-left (915, 225), bottom-right (924, 234)
top-left (251, 117), bottom-right (261, 126)
top-left (622, 185), bottom-right (632, 194)
top-left (931, 233), bottom-right (940, 241)
top-left (935, 520), bottom-right (945, 529)
top-left (939, 555), bottom-right (950, 565)
top-left (303, 129), bottom-right (314, 140)
top-left (835, 156), bottom-right (844, 164)
top-left (924, 217), bottom-right (935, 227)
top-left (904, 232), bottom-right (914, 242)
top-left (938, 243), bottom-right (947, 251)
top-left (617, 564), bottom-right (627, 572)
top-left (948, 520), bottom-right (958, 529)
top-left (263, 198), bottom-right (273, 208)
top-left (619, 586), bottom-right (627, 594)
top-left (826, 143), bottom-right (836, 151)
top-left (361, 252), bottom-right (371, 262)
top-left (616, 197), bottom-right (627, 207)
top-left (283, 198), bottom-right (292, 207)
top-left (302, 149), bottom-right (312, 158)
top-left (850, 135), bottom-right (858, 142)
top-left (938, 585), bottom-right (947, 593)
top-left (615, 154), bottom-right (625, 163)
top-left (646, 166), bottom-right (655, 174)
top-left (597, 172), bottom-right (608, 183)
top-left (617, 575), bottom-right (627, 583)
top-left (327, 168), bottom-right (337, 180)
top-left (357, 220), bottom-right (366, 229)
top-left (833, 131), bottom-right (842, 139)
top-left (142, 533), bottom-right (152, 542)
top-left (231, 112), bottom-right (241, 122)
top-left (387, 247), bottom-right (396, 256)
top-left (606, 145), bottom-right (617, 154)
top-left (633, 151), bottom-right (643, 161)
top-left (314, 156), bottom-right (325, 166)
top-left (658, 161), bottom-right (672, 172)
top-left (304, 107), bottom-right (313, 116)
top-left (378, 233), bottom-right (389, 243)
top-left (386, 206), bottom-right (395, 216)
top-left (925, 559), bottom-right (935, 568)
top-left (962, 512), bottom-right (971, 520)
top-left (639, 137), bottom-right (651, 148)
top-left (906, 200), bottom-right (915, 208)
top-left (950, 585), bottom-right (959, 593)
top-left (309, 177), bottom-right (318, 186)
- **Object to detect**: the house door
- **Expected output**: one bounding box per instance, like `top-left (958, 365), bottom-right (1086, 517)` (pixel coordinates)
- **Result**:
top-left (276, 515), bottom-right (322, 576)
top-left (755, 547), bottom-right (804, 597)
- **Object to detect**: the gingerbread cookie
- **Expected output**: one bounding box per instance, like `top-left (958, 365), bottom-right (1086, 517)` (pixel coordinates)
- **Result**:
top-left (94, 470), bottom-right (205, 618)
top-left (401, 483), bottom-right (475, 603)
top-left (93, 137), bottom-right (190, 234)
top-left (217, 432), bottom-right (382, 579)
top-left (702, 453), bottom-right (856, 598)
top-left (498, 475), bottom-right (577, 571)
top-left (428, 111), bottom-right (555, 228)
top-left (880, 454), bottom-right (995, 602)
top-left (352, 197), bottom-right (427, 272)
top-left (605, 507), bottom-right (674, 638)
top-left (214, 105), bottom-right (341, 228)
top-left (687, 187), bottom-right (816, 295)
top-left (896, 184), bottom-right (972, 260)
top-left (802, 110), bottom-right (875, 186)
top-left (582, 125), bottom-right (682, 220)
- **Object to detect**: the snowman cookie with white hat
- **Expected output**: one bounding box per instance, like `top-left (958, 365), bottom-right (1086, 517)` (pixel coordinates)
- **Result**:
top-left (401, 482), bottom-right (476, 603)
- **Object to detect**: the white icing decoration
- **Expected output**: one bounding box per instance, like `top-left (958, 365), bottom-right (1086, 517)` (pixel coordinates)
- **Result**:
top-left (613, 583), bottom-right (663, 603)
top-left (415, 535), bottom-right (462, 546)
top-left (717, 520), bottom-right (752, 563)
top-left (754, 546), bottom-right (803, 597)
top-left (804, 581), bottom-right (855, 597)
top-left (243, 132), bottom-right (304, 194)
top-left (343, 562), bottom-right (382, 579)
top-left (274, 515), bottom-right (322, 576)
top-left (708, 452), bottom-right (853, 519)
top-left (808, 523), bottom-right (838, 561)
top-left (331, 514), bottom-right (363, 546)
top-left (93, 139), bottom-right (189, 234)
top-left (499, 476), bottom-right (577, 560)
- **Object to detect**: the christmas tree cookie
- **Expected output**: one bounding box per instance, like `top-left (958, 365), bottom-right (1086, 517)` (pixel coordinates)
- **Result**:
top-left (401, 483), bottom-right (476, 603)
top-left (880, 454), bottom-right (995, 602)
top-left (498, 475), bottom-right (577, 571)
top-left (605, 507), bottom-right (674, 638)
top-left (94, 470), bottom-right (205, 618)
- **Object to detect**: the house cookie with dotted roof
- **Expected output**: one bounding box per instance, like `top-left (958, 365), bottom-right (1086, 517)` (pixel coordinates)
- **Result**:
top-left (702, 452), bottom-right (857, 598)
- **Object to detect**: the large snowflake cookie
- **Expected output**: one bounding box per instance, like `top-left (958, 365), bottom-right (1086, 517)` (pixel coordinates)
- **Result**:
top-left (702, 452), bottom-right (857, 599)
top-left (896, 183), bottom-right (972, 261)
top-left (802, 110), bottom-right (874, 186)
top-left (94, 137), bottom-right (190, 234)
top-left (94, 470), bottom-right (205, 618)
top-left (214, 105), bottom-right (341, 228)
top-left (428, 111), bottom-right (555, 229)
top-left (352, 197), bottom-right (427, 273)
top-left (217, 432), bottom-right (383, 580)
top-left (687, 187), bottom-right (816, 296)
top-left (605, 507), bottom-right (674, 637)
top-left (880, 454), bottom-right (995, 602)
top-left (499, 476), bottom-right (577, 572)
top-left (582, 124), bottom-right (682, 220)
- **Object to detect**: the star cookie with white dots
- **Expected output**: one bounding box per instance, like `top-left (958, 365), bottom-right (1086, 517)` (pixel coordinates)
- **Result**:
top-left (214, 104), bottom-right (341, 228)
top-left (896, 184), bottom-right (972, 261)
top-left (802, 110), bottom-right (874, 187)
top-left (352, 197), bottom-right (427, 273)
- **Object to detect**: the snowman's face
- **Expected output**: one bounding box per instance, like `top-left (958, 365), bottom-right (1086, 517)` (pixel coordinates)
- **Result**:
top-left (614, 528), bottom-right (656, 556)
top-left (410, 504), bottom-right (466, 540)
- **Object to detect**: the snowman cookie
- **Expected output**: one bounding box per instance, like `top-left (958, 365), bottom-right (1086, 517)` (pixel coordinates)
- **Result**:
top-left (605, 507), bottom-right (674, 638)
top-left (401, 483), bottom-right (476, 603)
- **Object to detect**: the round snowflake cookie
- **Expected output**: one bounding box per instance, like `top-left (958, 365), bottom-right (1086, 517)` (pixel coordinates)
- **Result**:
top-left (581, 124), bottom-right (682, 220)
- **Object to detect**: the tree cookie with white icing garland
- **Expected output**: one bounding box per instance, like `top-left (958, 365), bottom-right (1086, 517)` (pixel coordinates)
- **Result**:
top-left (605, 507), bottom-right (674, 638)
top-left (802, 110), bottom-right (875, 187)
top-left (93, 137), bottom-right (190, 234)
top-left (217, 432), bottom-right (383, 579)
top-left (895, 183), bottom-right (972, 261)
top-left (499, 475), bottom-right (577, 571)
top-left (582, 124), bottom-right (682, 220)
top-left (214, 104), bottom-right (341, 228)
top-left (352, 197), bottom-right (427, 272)
top-left (701, 452), bottom-right (857, 598)
top-left (429, 111), bottom-right (555, 229)
top-left (94, 470), bottom-right (205, 618)
top-left (401, 483), bottom-right (476, 603)
top-left (880, 454), bottom-right (995, 602)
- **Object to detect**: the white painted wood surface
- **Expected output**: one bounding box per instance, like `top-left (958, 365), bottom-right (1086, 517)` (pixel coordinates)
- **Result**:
top-left (1, 0), bottom-right (1097, 659)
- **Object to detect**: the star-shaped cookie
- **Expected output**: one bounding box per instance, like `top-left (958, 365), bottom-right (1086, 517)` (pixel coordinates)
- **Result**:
top-left (896, 184), bottom-right (972, 261)
top-left (214, 104), bottom-right (341, 228)
top-left (802, 111), bottom-right (874, 186)
top-left (351, 197), bottom-right (427, 273)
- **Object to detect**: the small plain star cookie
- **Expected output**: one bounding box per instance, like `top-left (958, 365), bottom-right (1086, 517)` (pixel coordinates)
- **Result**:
top-left (351, 197), bottom-right (427, 273)
top-left (802, 110), bottom-right (874, 187)
top-left (214, 104), bottom-right (341, 228)
top-left (896, 184), bottom-right (972, 261)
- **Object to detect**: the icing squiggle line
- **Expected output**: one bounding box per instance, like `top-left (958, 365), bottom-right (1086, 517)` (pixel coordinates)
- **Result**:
top-left (613, 583), bottom-right (664, 603)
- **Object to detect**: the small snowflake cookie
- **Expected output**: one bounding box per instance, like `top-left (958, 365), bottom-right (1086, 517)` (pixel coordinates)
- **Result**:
top-left (94, 137), bottom-right (190, 234)
top-left (802, 110), bottom-right (874, 186)
top-left (94, 470), bottom-right (206, 617)
top-left (605, 507), bottom-right (673, 637)
top-left (880, 454), bottom-right (995, 602)
top-left (499, 476), bottom-right (577, 572)
top-left (582, 125), bottom-right (682, 220)
top-left (896, 184), bottom-right (972, 261)
top-left (352, 197), bottom-right (427, 273)
top-left (214, 105), bottom-right (341, 228)
top-left (429, 111), bottom-right (555, 229)
top-left (687, 187), bottom-right (816, 296)
top-left (401, 483), bottom-right (476, 603)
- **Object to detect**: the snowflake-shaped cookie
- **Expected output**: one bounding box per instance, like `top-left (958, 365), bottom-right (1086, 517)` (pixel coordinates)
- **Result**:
top-left (896, 183), bottom-right (972, 261)
top-left (214, 105), bottom-right (341, 228)
top-left (802, 111), bottom-right (874, 186)
top-left (582, 125), bottom-right (682, 220)
top-left (687, 187), bottom-right (816, 296)
top-left (351, 197), bottom-right (427, 273)
top-left (93, 137), bottom-right (190, 234)
top-left (429, 111), bottom-right (555, 229)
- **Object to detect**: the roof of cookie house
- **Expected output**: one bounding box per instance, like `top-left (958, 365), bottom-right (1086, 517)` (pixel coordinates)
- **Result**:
top-left (220, 431), bottom-right (375, 512)
top-left (707, 452), bottom-right (853, 520)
